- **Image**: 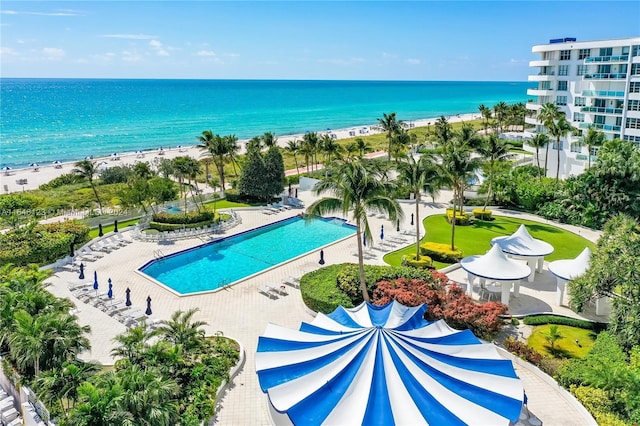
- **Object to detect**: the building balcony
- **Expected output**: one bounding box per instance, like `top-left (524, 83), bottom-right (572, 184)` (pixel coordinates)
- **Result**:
top-left (527, 88), bottom-right (554, 96)
top-left (526, 102), bottom-right (542, 111)
top-left (580, 106), bottom-right (624, 115)
top-left (528, 74), bottom-right (556, 82)
top-left (582, 90), bottom-right (625, 98)
top-left (579, 123), bottom-right (621, 132)
top-left (583, 73), bottom-right (627, 80)
top-left (525, 116), bottom-right (540, 126)
top-left (529, 59), bottom-right (554, 67)
top-left (584, 55), bottom-right (629, 63)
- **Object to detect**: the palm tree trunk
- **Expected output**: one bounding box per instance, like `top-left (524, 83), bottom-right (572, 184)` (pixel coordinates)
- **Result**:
top-left (294, 154), bottom-right (300, 177)
top-left (415, 192), bottom-right (421, 260)
top-left (535, 147), bottom-right (542, 180)
top-left (544, 145), bottom-right (550, 177)
top-left (89, 182), bottom-right (103, 214)
top-left (587, 144), bottom-right (591, 169)
top-left (556, 136), bottom-right (561, 181)
top-left (356, 226), bottom-right (369, 302)
top-left (450, 189), bottom-right (457, 251)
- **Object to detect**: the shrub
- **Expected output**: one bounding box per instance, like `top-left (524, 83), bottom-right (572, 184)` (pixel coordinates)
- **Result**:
top-left (39, 173), bottom-right (84, 190)
top-left (523, 315), bottom-right (605, 331)
top-left (402, 254), bottom-right (433, 269)
top-left (300, 264), bottom-right (354, 313)
top-left (511, 317), bottom-right (520, 326)
top-left (420, 242), bottom-right (463, 263)
top-left (472, 208), bottom-right (493, 220)
top-left (504, 337), bottom-right (543, 365)
top-left (445, 209), bottom-right (472, 225)
top-left (99, 165), bottom-right (133, 184)
top-left (570, 386), bottom-right (628, 426)
top-left (152, 211), bottom-right (214, 225)
top-left (149, 221), bottom-right (214, 232)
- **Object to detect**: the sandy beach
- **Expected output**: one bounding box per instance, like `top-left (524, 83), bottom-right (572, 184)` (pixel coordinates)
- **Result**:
top-left (0, 113), bottom-right (479, 194)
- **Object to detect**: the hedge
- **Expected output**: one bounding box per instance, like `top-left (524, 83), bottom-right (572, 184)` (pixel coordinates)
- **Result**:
top-left (523, 314), bottom-right (607, 331)
top-left (420, 242), bottom-right (463, 263)
top-left (472, 208), bottom-right (493, 220)
top-left (149, 220), bottom-right (215, 232)
top-left (299, 265), bottom-right (354, 313)
top-left (445, 209), bottom-right (472, 225)
top-left (152, 211), bottom-right (214, 224)
top-left (402, 254), bottom-right (433, 269)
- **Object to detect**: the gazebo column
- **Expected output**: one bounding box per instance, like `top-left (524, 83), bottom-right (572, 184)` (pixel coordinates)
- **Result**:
top-left (466, 272), bottom-right (476, 297)
top-left (513, 280), bottom-right (520, 297)
top-left (556, 277), bottom-right (567, 306)
top-left (537, 256), bottom-right (545, 273)
top-left (500, 282), bottom-right (511, 305)
top-left (526, 258), bottom-right (537, 282)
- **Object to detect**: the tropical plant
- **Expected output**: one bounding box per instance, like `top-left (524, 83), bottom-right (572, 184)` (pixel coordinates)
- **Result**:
top-left (155, 308), bottom-right (208, 352)
top-left (476, 134), bottom-right (511, 210)
top-left (301, 132), bottom-right (320, 172)
top-left (582, 125), bottom-right (606, 169)
top-left (285, 139), bottom-right (301, 177)
top-left (197, 131), bottom-right (239, 193)
top-left (493, 101), bottom-right (509, 133)
top-left (377, 112), bottom-right (402, 160)
top-left (538, 102), bottom-right (572, 180)
top-left (544, 325), bottom-right (564, 352)
top-left (72, 159), bottom-right (102, 214)
top-left (478, 104), bottom-right (492, 132)
top-left (306, 161), bottom-right (403, 301)
top-left (528, 133), bottom-right (550, 178)
top-left (354, 137), bottom-right (373, 158)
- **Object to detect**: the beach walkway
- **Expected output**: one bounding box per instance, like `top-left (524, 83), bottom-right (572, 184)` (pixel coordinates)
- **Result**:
top-left (43, 188), bottom-right (600, 425)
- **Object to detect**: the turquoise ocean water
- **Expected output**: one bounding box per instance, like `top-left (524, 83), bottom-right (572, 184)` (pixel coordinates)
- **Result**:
top-left (0, 79), bottom-right (530, 168)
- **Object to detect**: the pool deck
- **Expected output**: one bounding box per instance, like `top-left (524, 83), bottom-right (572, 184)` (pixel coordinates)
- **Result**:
top-left (44, 188), bottom-right (602, 425)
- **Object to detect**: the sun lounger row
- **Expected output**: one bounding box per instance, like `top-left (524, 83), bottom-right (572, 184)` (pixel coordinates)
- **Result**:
top-left (0, 390), bottom-right (21, 425)
top-left (282, 275), bottom-right (301, 289)
top-left (261, 202), bottom-right (291, 215)
top-left (258, 283), bottom-right (289, 299)
top-left (134, 216), bottom-right (241, 242)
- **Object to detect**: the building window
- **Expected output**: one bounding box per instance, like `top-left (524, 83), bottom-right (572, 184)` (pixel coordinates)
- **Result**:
top-left (632, 64), bottom-right (640, 75)
top-left (540, 81), bottom-right (552, 90)
top-left (631, 82), bottom-right (640, 93)
top-left (590, 146), bottom-right (600, 156)
top-left (624, 135), bottom-right (640, 143)
top-left (557, 81), bottom-right (568, 91)
top-left (570, 142), bottom-right (582, 153)
top-left (633, 45), bottom-right (640, 57)
top-left (595, 115), bottom-right (606, 125)
top-left (542, 52), bottom-right (553, 60)
top-left (573, 112), bottom-right (585, 122)
top-left (598, 64), bottom-right (611, 74)
top-left (628, 100), bottom-right (640, 111)
top-left (574, 97), bottom-right (586, 107)
top-left (578, 49), bottom-right (591, 59)
top-left (558, 65), bottom-right (569, 76)
top-left (560, 50), bottom-right (571, 60)
top-left (552, 140), bottom-right (564, 150)
top-left (599, 47), bottom-right (613, 56)
top-left (577, 65), bottom-right (588, 76)
top-left (556, 96), bottom-right (567, 106)
top-left (626, 118), bottom-right (640, 129)
top-left (616, 116), bottom-right (623, 127)
top-left (622, 46), bottom-right (630, 55)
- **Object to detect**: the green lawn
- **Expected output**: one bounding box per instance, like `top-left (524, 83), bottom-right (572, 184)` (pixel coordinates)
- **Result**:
top-left (528, 324), bottom-right (597, 359)
top-left (88, 218), bottom-right (140, 239)
top-left (201, 199), bottom-right (250, 209)
top-left (383, 214), bottom-right (596, 267)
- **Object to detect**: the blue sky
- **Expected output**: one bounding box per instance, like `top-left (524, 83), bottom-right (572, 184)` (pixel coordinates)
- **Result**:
top-left (1, 1), bottom-right (638, 81)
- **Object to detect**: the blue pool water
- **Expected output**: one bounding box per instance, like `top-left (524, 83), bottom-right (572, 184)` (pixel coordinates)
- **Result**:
top-left (140, 216), bottom-right (355, 295)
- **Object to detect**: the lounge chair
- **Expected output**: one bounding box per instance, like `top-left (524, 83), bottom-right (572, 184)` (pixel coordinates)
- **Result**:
top-left (269, 283), bottom-right (288, 295)
top-left (282, 276), bottom-right (300, 289)
top-left (258, 285), bottom-right (278, 299)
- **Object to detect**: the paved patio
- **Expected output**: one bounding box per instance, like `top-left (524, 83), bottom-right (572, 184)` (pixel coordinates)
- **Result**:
top-left (44, 189), bottom-right (602, 425)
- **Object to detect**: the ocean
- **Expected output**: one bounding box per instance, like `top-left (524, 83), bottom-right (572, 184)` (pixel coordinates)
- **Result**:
top-left (0, 79), bottom-right (531, 168)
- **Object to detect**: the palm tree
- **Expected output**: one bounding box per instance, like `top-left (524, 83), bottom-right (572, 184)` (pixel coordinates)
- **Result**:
top-left (478, 104), bottom-right (491, 132)
top-left (306, 162), bottom-right (403, 302)
top-left (582, 125), bottom-right (606, 169)
top-left (545, 113), bottom-right (572, 181)
top-left (261, 131), bottom-right (278, 148)
top-left (476, 134), bottom-right (510, 211)
top-left (528, 133), bottom-right (550, 179)
top-left (196, 131), bottom-right (239, 193)
top-left (111, 324), bottom-right (155, 366)
top-left (434, 115), bottom-right (454, 146)
top-left (391, 129), bottom-right (412, 160)
top-left (396, 154), bottom-right (440, 261)
top-left (68, 379), bottom-right (127, 426)
top-left (493, 101), bottom-right (509, 133)
top-left (302, 132), bottom-right (320, 172)
top-left (72, 160), bottom-right (102, 214)
top-left (538, 103), bottom-right (562, 178)
top-left (321, 134), bottom-right (344, 175)
top-left (377, 112), bottom-right (402, 160)
top-left (285, 139), bottom-right (301, 177)
top-left (36, 360), bottom-right (101, 416)
top-left (154, 308), bottom-right (208, 352)
top-left (438, 136), bottom-right (482, 251)
top-left (354, 137), bottom-right (373, 158)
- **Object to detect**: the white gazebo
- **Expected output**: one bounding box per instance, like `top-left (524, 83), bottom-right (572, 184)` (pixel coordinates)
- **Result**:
top-left (460, 244), bottom-right (531, 305)
top-left (548, 247), bottom-right (591, 307)
top-left (491, 225), bottom-right (554, 282)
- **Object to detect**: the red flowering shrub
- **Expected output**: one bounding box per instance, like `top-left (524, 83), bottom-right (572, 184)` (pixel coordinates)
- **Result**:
top-left (504, 337), bottom-right (543, 366)
top-left (372, 279), bottom-right (508, 340)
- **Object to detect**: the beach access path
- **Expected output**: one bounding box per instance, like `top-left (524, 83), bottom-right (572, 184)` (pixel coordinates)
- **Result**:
top-left (0, 113), bottom-right (480, 194)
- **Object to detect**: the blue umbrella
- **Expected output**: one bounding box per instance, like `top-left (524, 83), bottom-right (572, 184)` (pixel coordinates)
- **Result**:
top-left (380, 225), bottom-right (384, 242)
top-left (93, 271), bottom-right (98, 293)
top-left (125, 287), bottom-right (132, 306)
top-left (107, 278), bottom-right (113, 299)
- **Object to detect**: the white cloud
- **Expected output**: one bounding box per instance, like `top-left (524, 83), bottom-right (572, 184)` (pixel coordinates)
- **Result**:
top-left (0, 47), bottom-right (18, 57)
top-left (382, 52), bottom-right (397, 59)
top-left (122, 50), bottom-right (143, 62)
top-left (92, 52), bottom-right (116, 62)
top-left (197, 50), bottom-right (217, 57)
top-left (149, 40), bottom-right (169, 56)
top-left (42, 47), bottom-right (65, 60)
top-left (1, 10), bottom-right (82, 16)
top-left (407, 58), bottom-right (421, 65)
top-left (102, 34), bottom-right (157, 40)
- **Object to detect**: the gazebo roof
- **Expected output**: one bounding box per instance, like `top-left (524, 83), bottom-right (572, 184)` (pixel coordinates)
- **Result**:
top-left (256, 300), bottom-right (524, 425)
top-left (491, 224), bottom-right (554, 257)
top-left (460, 244), bottom-right (531, 281)
top-left (548, 247), bottom-right (591, 281)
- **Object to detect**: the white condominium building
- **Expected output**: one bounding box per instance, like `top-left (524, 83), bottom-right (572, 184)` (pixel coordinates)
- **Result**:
top-left (525, 36), bottom-right (640, 177)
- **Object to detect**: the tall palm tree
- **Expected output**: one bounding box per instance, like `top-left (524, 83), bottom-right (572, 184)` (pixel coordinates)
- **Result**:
top-left (476, 134), bottom-right (510, 211)
top-left (438, 136), bottom-right (482, 251)
top-left (285, 139), bottom-right (301, 177)
top-left (354, 137), bottom-right (373, 158)
top-left (549, 115), bottom-right (572, 181)
top-left (302, 132), bottom-right (320, 172)
top-left (538, 103), bottom-right (562, 178)
top-left (321, 134), bottom-right (344, 174)
top-left (478, 104), bottom-right (491, 132)
top-left (582, 125), bottom-right (606, 169)
top-left (68, 378), bottom-right (128, 426)
top-left (493, 101), bottom-right (509, 133)
top-left (377, 112), bottom-right (401, 160)
top-left (196, 131), bottom-right (239, 193)
top-left (261, 131), bottom-right (278, 148)
top-left (391, 129), bottom-right (412, 160)
top-left (528, 133), bottom-right (550, 179)
top-left (154, 308), bottom-right (207, 352)
top-left (73, 159), bottom-right (102, 214)
top-left (396, 154), bottom-right (440, 261)
top-left (434, 115), bottom-right (454, 146)
top-left (306, 162), bottom-right (403, 302)
top-left (36, 360), bottom-right (100, 416)
top-left (111, 324), bottom-right (155, 366)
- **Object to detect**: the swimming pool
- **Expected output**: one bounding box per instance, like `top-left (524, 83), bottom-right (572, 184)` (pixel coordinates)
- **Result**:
top-left (139, 216), bottom-right (356, 295)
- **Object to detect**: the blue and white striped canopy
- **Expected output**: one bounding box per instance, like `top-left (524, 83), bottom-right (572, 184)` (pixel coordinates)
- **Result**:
top-left (256, 301), bottom-right (523, 425)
